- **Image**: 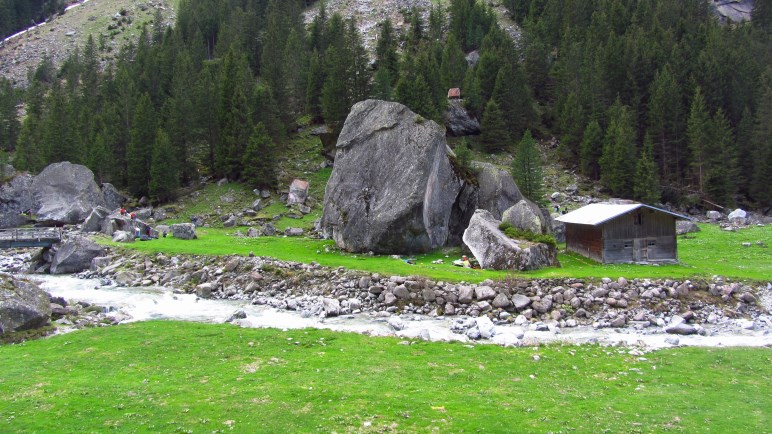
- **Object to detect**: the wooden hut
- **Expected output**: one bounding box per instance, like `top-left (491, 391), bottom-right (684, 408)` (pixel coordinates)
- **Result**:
top-left (447, 88), bottom-right (461, 99)
top-left (555, 203), bottom-right (689, 264)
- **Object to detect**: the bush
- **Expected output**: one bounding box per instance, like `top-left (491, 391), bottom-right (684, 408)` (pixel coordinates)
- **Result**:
top-left (498, 222), bottom-right (557, 247)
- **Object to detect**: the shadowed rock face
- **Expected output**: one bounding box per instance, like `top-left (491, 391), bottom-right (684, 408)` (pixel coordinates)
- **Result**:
top-left (471, 162), bottom-right (524, 220)
top-left (0, 174), bottom-right (35, 229)
top-left (321, 100), bottom-right (467, 254)
top-left (31, 162), bottom-right (106, 225)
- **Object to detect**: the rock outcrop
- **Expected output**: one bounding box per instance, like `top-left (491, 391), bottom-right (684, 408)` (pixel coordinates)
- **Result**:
top-left (101, 183), bottom-right (126, 210)
top-left (30, 162), bottom-right (106, 225)
top-left (321, 100), bottom-right (466, 253)
top-left (0, 174), bottom-right (35, 229)
top-left (50, 236), bottom-right (106, 274)
top-left (463, 209), bottom-right (557, 271)
top-left (0, 275), bottom-right (51, 334)
top-left (471, 162), bottom-right (524, 220)
top-left (445, 99), bottom-right (480, 136)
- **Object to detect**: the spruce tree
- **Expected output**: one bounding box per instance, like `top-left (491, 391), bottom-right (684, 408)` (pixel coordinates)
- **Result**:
top-left (148, 129), bottom-right (179, 203)
top-left (599, 99), bottom-right (636, 197)
top-left (242, 123), bottom-right (277, 189)
top-left (480, 99), bottom-right (510, 152)
top-left (375, 19), bottom-right (399, 85)
top-left (704, 109), bottom-right (736, 207)
top-left (511, 130), bottom-right (545, 205)
top-left (633, 133), bottom-right (661, 204)
top-left (749, 72), bottom-right (772, 207)
top-left (127, 93), bottom-right (156, 198)
top-left (440, 34), bottom-right (467, 90)
top-left (579, 119), bottom-right (603, 180)
top-left (686, 87), bottom-right (711, 195)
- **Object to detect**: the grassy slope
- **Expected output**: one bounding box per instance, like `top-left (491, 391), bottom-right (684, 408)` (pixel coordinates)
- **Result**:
top-left (0, 321), bottom-right (768, 432)
top-left (109, 221), bottom-right (771, 283)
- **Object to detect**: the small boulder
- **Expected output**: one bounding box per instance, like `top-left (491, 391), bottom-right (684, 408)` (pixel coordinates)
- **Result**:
top-left (462, 209), bottom-right (558, 271)
top-left (112, 231), bottom-right (134, 243)
top-left (706, 210), bottom-right (722, 220)
top-left (287, 179), bottom-right (309, 205)
top-left (171, 223), bottom-right (197, 240)
top-left (727, 208), bottom-right (747, 220)
top-left (50, 237), bottom-right (106, 274)
top-left (501, 199), bottom-right (548, 234)
top-left (0, 276), bottom-right (51, 334)
top-left (444, 99), bottom-right (480, 136)
top-left (81, 206), bottom-right (111, 233)
top-left (676, 220), bottom-right (700, 235)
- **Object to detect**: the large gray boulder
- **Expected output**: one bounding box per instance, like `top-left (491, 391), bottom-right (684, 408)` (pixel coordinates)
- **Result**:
top-left (321, 100), bottom-right (465, 253)
top-left (471, 162), bottom-right (524, 220)
top-left (445, 99), bottom-right (480, 136)
top-left (462, 209), bottom-right (558, 271)
top-left (50, 236), bottom-right (106, 274)
top-left (0, 173), bottom-right (35, 229)
top-left (30, 162), bottom-right (106, 225)
top-left (171, 223), bottom-right (197, 240)
top-left (81, 206), bottom-right (111, 233)
top-left (101, 183), bottom-right (127, 211)
top-left (502, 199), bottom-right (549, 234)
top-left (0, 275), bottom-right (51, 334)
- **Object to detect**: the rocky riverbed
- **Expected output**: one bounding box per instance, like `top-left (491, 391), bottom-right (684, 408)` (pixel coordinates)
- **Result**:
top-left (2, 245), bottom-right (769, 348)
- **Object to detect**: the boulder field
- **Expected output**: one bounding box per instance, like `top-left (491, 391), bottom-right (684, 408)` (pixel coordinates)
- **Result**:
top-left (0, 162), bottom-right (126, 228)
top-left (321, 99), bottom-right (553, 269)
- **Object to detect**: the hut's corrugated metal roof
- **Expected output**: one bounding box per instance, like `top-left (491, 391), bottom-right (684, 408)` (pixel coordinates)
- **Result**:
top-left (555, 203), bottom-right (689, 226)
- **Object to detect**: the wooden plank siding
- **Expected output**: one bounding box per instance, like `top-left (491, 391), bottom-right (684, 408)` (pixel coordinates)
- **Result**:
top-left (601, 208), bottom-right (677, 263)
top-left (565, 224), bottom-right (603, 262)
top-left (564, 208), bottom-right (678, 264)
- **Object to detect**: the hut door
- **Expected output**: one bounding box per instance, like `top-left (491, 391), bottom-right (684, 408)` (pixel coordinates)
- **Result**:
top-left (633, 239), bottom-right (647, 261)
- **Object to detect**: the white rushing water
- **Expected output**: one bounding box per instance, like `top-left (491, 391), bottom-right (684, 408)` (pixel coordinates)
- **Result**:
top-left (29, 274), bottom-right (771, 350)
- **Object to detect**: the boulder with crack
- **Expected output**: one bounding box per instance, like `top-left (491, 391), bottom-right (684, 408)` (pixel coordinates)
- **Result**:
top-left (321, 99), bottom-right (467, 253)
top-left (462, 209), bottom-right (558, 271)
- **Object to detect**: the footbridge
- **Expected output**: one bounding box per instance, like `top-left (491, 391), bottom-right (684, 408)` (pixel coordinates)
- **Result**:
top-left (0, 228), bottom-right (63, 248)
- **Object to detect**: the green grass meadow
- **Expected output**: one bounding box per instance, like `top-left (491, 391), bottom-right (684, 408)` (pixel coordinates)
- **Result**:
top-left (1, 321), bottom-right (769, 433)
top-left (109, 223), bottom-right (771, 283)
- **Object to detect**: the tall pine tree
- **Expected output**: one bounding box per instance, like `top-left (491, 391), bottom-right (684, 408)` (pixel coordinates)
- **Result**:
top-left (511, 129), bottom-right (545, 205)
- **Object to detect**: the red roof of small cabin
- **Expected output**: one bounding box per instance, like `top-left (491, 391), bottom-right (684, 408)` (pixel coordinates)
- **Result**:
top-left (447, 88), bottom-right (461, 99)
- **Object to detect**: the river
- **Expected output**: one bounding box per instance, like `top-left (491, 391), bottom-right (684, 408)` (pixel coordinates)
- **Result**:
top-left (27, 274), bottom-right (771, 350)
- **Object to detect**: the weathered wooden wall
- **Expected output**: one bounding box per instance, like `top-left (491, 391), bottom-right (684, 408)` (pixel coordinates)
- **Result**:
top-left (565, 224), bottom-right (603, 262)
top-left (565, 208), bottom-right (678, 264)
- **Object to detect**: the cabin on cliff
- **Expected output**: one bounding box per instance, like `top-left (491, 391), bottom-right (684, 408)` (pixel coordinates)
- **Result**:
top-left (555, 203), bottom-right (689, 264)
top-left (447, 88), bottom-right (461, 99)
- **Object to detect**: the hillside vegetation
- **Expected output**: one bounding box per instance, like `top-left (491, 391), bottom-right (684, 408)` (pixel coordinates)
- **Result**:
top-left (0, 0), bottom-right (769, 213)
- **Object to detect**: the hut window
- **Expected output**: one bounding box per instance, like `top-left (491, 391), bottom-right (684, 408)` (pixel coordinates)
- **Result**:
top-left (634, 213), bottom-right (642, 225)
top-left (624, 242), bottom-right (632, 249)
top-left (648, 240), bottom-right (656, 247)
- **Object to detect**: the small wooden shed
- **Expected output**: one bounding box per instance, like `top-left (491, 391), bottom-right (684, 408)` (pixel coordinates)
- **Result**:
top-left (447, 88), bottom-right (461, 99)
top-left (555, 203), bottom-right (689, 264)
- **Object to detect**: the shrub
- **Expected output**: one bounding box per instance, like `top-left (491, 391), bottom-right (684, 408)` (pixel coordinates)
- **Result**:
top-left (498, 221), bottom-right (557, 247)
